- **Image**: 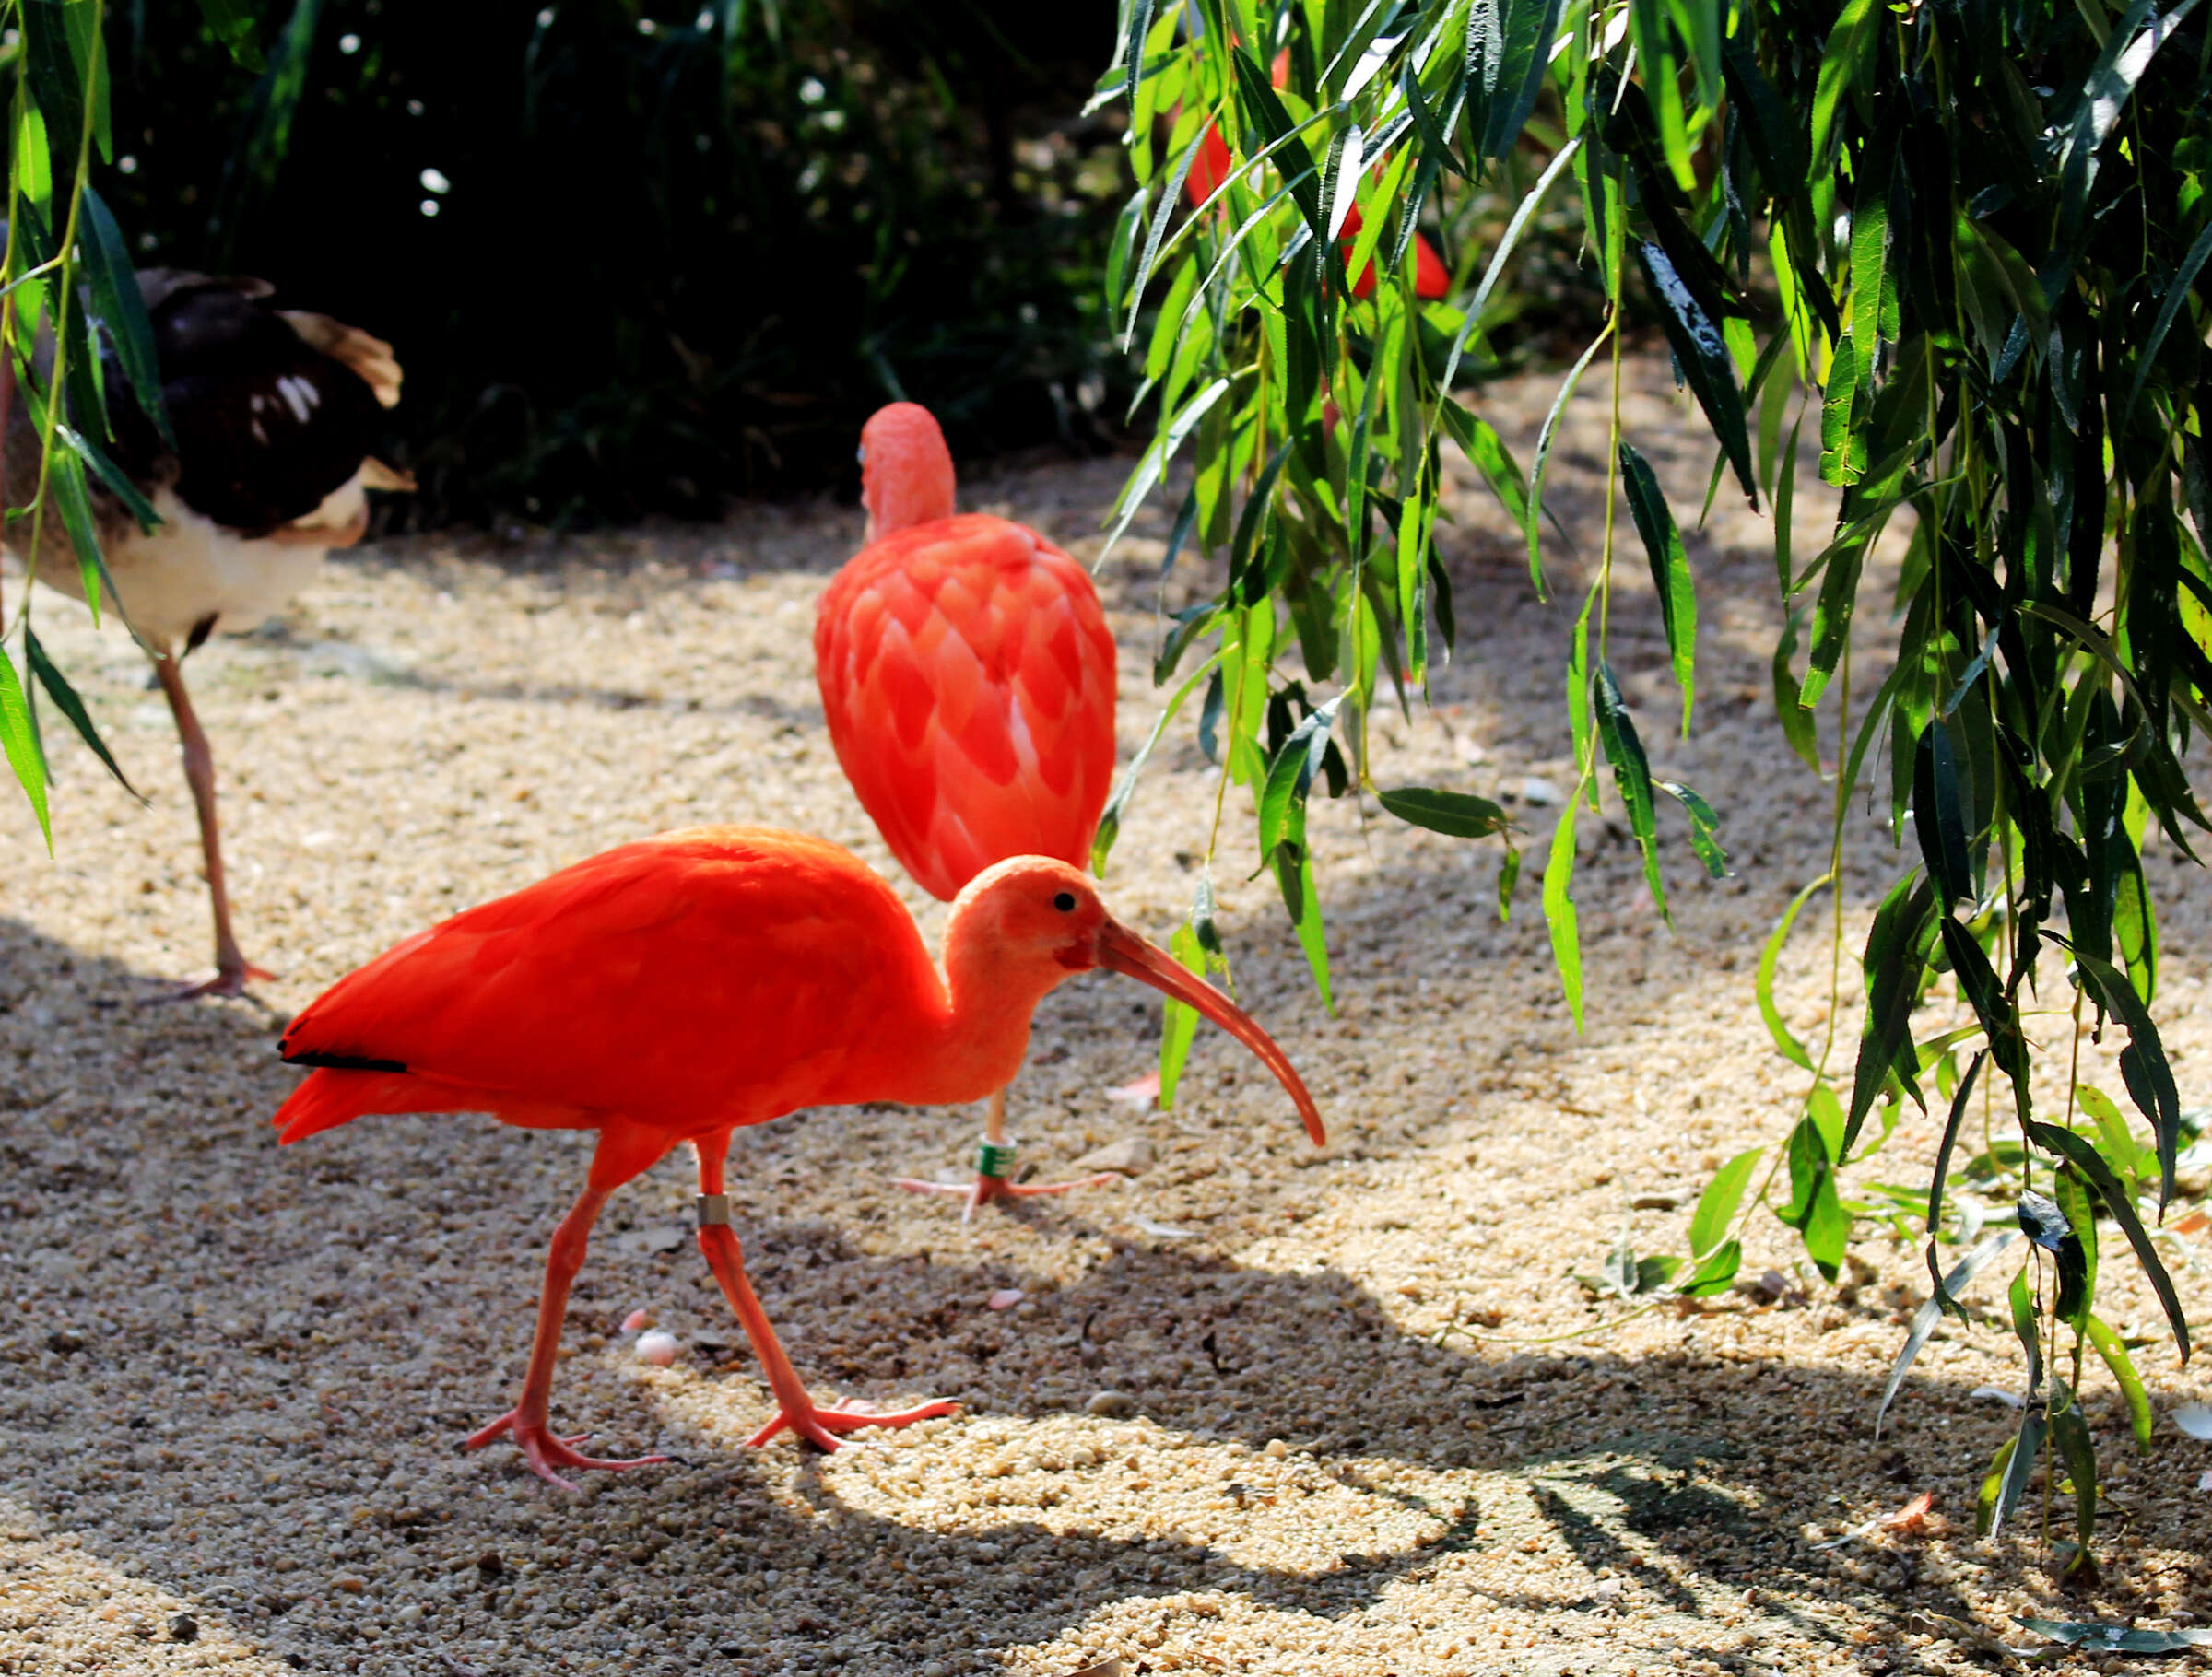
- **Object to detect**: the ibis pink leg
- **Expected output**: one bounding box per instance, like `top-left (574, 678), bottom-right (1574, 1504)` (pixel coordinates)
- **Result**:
top-left (465, 1126), bottom-right (672, 1489)
top-left (151, 652), bottom-right (274, 1001)
top-left (697, 1132), bottom-right (956, 1449)
top-left (892, 1086), bottom-right (1118, 1221)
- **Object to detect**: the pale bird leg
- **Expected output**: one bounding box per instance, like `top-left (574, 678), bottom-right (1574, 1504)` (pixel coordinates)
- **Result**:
top-left (697, 1132), bottom-right (956, 1450)
top-left (151, 652), bottom-right (274, 1002)
top-left (464, 1176), bottom-right (668, 1490)
top-left (892, 1085), bottom-right (1119, 1221)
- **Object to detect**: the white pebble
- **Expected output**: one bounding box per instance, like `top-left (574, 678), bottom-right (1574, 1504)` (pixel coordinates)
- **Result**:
top-left (634, 1331), bottom-right (681, 1366)
top-left (1521, 776), bottom-right (1562, 806)
top-left (986, 1288), bottom-right (1024, 1311)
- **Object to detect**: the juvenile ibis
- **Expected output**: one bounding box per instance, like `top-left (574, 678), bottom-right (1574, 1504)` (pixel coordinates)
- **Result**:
top-left (4, 268), bottom-right (411, 997)
top-left (816, 403), bottom-right (1124, 1215)
top-left (270, 827), bottom-right (1323, 1488)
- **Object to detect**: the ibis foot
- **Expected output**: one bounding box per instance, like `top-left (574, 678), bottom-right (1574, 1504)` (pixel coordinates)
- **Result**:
top-left (463, 1409), bottom-right (668, 1492)
top-left (744, 1394), bottom-right (959, 1452)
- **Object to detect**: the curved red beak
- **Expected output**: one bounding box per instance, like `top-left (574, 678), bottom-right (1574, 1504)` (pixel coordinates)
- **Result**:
top-left (1095, 919), bottom-right (1326, 1147)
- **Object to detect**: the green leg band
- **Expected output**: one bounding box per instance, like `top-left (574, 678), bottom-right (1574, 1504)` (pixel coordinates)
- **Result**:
top-left (975, 1138), bottom-right (1020, 1179)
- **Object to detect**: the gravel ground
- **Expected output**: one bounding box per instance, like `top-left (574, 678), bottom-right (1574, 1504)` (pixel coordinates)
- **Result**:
top-left (1, 355), bottom-right (2207, 1677)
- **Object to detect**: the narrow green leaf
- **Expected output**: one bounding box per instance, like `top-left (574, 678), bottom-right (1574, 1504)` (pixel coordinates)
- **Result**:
top-left (1677, 1238), bottom-right (1742, 1296)
top-left (1258, 697), bottom-right (1342, 857)
top-left (24, 628), bottom-right (138, 799)
top-left (1656, 780), bottom-right (1729, 877)
top-left (1594, 662), bottom-right (1668, 924)
top-left (1846, 874), bottom-right (1936, 1153)
top-left (1542, 780), bottom-right (1585, 1029)
top-left (1525, 329), bottom-right (1608, 594)
top-left (1689, 1148), bottom-right (1761, 1256)
top-left (2048, 1388), bottom-right (2099, 1558)
top-left (1377, 785), bottom-right (1512, 838)
top-left (0, 641), bottom-right (53, 848)
top-left (78, 188), bottom-right (172, 449)
top-left (1618, 442), bottom-right (1697, 733)
top-left (2124, 217), bottom-right (2212, 421)
top-left (1093, 652), bottom-right (1221, 874)
top-left (1808, 0), bottom-right (1882, 173)
top-left (2084, 1315), bottom-right (2155, 1451)
top-left (1634, 242), bottom-right (1756, 503)
top-left (1978, 1412), bottom-right (2046, 1538)
top-left (1758, 874), bottom-right (1830, 1071)
top-left (2070, 949), bottom-right (2183, 1204)
top-left (2024, 1120), bottom-right (2191, 1360)
top-left (1158, 918), bottom-right (1206, 1107)
top-left (1878, 1231), bottom-right (2018, 1436)
top-left (1779, 1111), bottom-right (1849, 1280)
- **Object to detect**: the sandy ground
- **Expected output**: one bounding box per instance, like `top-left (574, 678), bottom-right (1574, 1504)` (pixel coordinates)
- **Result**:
top-left (0, 355), bottom-right (2207, 1677)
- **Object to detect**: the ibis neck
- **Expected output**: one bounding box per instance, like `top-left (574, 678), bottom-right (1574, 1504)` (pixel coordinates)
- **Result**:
top-left (912, 920), bottom-right (1072, 1107)
top-left (862, 471), bottom-right (955, 540)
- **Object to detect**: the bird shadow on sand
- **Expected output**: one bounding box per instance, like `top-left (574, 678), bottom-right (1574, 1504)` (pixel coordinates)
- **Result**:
top-left (0, 887), bottom-right (2112, 1677)
top-left (0, 838), bottom-right (2182, 1677)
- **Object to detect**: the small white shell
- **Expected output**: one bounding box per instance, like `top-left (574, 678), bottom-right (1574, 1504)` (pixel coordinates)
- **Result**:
top-left (634, 1331), bottom-right (681, 1366)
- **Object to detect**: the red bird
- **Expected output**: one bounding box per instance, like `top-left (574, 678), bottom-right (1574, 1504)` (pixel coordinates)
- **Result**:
top-left (816, 404), bottom-right (1122, 1215)
top-left (270, 827), bottom-right (1323, 1488)
top-left (1182, 53), bottom-right (1451, 301)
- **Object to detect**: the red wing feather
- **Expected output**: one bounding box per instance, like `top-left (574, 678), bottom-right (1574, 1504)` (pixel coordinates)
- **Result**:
top-left (273, 827), bottom-right (943, 1137)
top-left (816, 515), bottom-right (1117, 901)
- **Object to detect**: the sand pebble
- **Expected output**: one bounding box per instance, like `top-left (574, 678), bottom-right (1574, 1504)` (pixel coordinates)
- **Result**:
top-left (987, 1288), bottom-right (1025, 1310)
top-left (1085, 1390), bottom-right (1136, 1417)
top-left (635, 1331), bottom-right (682, 1366)
top-left (1070, 1135), bottom-right (1155, 1175)
top-left (1521, 775), bottom-right (1562, 805)
top-left (621, 1308), bottom-right (653, 1332)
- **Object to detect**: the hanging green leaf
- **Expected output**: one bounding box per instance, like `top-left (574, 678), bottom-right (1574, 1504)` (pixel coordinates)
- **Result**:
top-left (1618, 442), bottom-right (1697, 733)
top-left (1376, 785), bottom-right (1511, 838)
top-left (0, 646), bottom-right (52, 850)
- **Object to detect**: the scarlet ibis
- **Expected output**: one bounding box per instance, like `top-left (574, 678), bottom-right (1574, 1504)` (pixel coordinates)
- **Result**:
top-left (1182, 56), bottom-right (1451, 301)
top-left (270, 827), bottom-right (1323, 1488)
top-left (816, 403), bottom-right (1123, 1215)
top-left (5, 270), bottom-right (411, 998)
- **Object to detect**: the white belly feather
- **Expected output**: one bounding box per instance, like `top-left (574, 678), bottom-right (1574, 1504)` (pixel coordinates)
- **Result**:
top-left (25, 485), bottom-right (339, 651)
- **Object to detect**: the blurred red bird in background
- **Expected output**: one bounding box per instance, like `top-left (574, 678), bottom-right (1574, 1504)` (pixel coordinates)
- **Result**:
top-left (271, 828), bottom-right (1324, 1488)
top-left (1182, 53), bottom-right (1451, 301)
top-left (816, 404), bottom-right (1124, 1216)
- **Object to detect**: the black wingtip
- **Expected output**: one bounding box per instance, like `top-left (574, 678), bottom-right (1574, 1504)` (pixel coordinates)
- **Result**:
top-left (281, 1048), bottom-right (407, 1073)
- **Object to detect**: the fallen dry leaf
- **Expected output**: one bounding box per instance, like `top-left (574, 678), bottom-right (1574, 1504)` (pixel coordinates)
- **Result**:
top-left (1879, 1492), bottom-right (1935, 1531)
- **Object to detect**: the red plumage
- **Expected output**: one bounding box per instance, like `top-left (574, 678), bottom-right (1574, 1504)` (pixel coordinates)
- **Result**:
top-left (815, 513), bottom-right (1117, 901)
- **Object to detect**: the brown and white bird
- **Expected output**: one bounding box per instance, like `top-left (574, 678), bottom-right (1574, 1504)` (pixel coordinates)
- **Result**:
top-left (4, 269), bottom-right (412, 997)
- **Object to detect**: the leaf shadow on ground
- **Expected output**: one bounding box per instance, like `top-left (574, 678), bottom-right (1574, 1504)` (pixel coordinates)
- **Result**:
top-left (0, 913), bottom-right (2149, 1677)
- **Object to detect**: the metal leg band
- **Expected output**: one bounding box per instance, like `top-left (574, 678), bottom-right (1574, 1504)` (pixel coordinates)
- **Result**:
top-left (695, 1193), bottom-right (734, 1228)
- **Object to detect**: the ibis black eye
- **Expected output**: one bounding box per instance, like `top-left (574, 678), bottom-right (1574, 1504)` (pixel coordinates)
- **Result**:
top-left (1053, 891), bottom-right (1077, 912)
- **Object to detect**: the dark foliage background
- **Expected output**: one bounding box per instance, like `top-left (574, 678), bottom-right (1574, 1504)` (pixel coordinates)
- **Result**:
top-left (98, 0), bottom-right (1130, 524)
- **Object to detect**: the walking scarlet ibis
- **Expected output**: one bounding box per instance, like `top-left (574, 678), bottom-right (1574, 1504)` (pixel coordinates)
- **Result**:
top-left (270, 826), bottom-right (1323, 1488)
top-left (1182, 53), bottom-right (1451, 301)
top-left (4, 269), bottom-right (410, 997)
top-left (816, 403), bottom-right (1122, 1215)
